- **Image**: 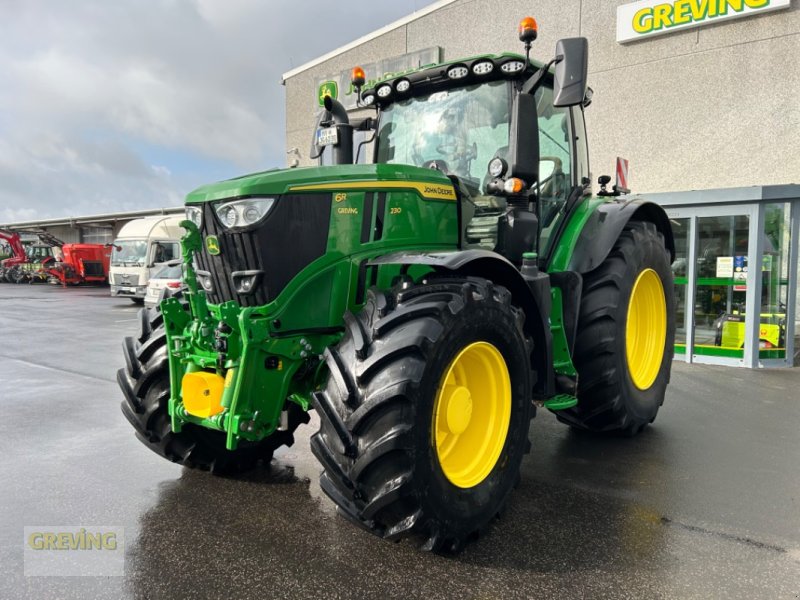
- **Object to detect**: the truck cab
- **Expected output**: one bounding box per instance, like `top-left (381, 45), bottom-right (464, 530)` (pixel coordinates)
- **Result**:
top-left (109, 216), bottom-right (183, 303)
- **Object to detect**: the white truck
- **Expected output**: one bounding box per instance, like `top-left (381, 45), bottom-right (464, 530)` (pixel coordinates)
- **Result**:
top-left (109, 216), bottom-right (183, 303)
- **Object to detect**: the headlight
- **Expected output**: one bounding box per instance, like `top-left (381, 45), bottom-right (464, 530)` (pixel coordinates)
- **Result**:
top-left (243, 205), bottom-right (261, 223)
top-left (488, 157), bottom-right (507, 178)
top-left (446, 65), bottom-right (469, 80)
top-left (223, 206), bottom-right (238, 227)
top-left (472, 60), bottom-right (494, 75)
top-left (185, 206), bottom-right (202, 228)
top-left (500, 60), bottom-right (525, 74)
top-left (215, 197), bottom-right (276, 229)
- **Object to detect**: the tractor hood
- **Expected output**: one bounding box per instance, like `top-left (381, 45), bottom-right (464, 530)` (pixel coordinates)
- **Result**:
top-left (185, 164), bottom-right (456, 204)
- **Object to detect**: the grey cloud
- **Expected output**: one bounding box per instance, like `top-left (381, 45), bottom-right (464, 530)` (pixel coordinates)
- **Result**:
top-left (0, 0), bottom-right (432, 220)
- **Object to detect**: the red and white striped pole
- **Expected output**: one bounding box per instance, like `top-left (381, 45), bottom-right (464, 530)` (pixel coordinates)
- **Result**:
top-left (615, 157), bottom-right (630, 194)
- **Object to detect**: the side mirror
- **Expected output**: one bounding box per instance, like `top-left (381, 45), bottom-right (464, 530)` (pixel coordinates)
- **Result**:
top-left (507, 92), bottom-right (539, 184)
top-left (553, 37), bottom-right (588, 108)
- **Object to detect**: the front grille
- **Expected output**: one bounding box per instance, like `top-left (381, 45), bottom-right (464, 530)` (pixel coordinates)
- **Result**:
top-left (194, 194), bottom-right (331, 306)
top-left (114, 273), bottom-right (137, 286)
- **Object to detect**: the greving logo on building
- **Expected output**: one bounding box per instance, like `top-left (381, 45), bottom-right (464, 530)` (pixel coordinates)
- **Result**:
top-left (617, 0), bottom-right (791, 43)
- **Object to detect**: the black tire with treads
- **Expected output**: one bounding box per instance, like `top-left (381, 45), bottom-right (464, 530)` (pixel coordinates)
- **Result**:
top-left (311, 277), bottom-right (534, 553)
top-left (557, 220), bottom-right (675, 435)
top-left (118, 294), bottom-right (309, 473)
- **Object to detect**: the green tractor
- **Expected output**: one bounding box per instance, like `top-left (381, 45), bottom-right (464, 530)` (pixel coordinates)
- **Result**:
top-left (118, 18), bottom-right (675, 552)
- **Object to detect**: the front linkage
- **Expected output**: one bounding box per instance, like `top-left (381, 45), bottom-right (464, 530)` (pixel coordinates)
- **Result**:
top-left (160, 220), bottom-right (336, 451)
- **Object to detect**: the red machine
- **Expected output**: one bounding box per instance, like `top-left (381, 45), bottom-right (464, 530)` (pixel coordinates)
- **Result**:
top-left (0, 230), bottom-right (26, 268)
top-left (1, 230), bottom-right (111, 285)
top-left (46, 243), bottom-right (112, 285)
top-left (0, 230), bottom-right (30, 282)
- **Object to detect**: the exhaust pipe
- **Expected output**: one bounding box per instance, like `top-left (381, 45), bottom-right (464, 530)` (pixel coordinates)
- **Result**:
top-left (323, 96), bottom-right (353, 165)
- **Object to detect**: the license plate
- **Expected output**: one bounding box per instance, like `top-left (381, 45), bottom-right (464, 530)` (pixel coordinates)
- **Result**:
top-left (122, 287), bottom-right (136, 293)
top-left (316, 126), bottom-right (338, 147)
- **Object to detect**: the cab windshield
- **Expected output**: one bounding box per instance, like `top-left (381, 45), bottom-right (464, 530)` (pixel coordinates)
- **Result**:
top-left (375, 80), bottom-right (511, 194)
top-left (111, 240), bottom-right (147, 267)
top-left (26, 245), bottom-right (53, 261)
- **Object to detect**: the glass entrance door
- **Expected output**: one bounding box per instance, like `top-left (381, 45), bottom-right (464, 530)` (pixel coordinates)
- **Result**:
top-left (693, 213), bottom-right (751, 361)
top-left (665, 205), bottom-right (760, 366)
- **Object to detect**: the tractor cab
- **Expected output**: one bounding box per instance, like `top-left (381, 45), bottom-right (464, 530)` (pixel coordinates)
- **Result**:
top-left (25, 243), bottom-right (55, 264)
top-left (314, 26), bottom-right (590, 266)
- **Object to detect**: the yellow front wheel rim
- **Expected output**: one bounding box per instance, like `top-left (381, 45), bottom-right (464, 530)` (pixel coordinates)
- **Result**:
top-left (433, 341), bottom-right (511, 488)
top-left (626, 268), bottom-right (667, 390)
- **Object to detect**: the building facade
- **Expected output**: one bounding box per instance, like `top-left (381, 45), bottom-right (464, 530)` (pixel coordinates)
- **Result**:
top-left (283, 0), bottom-right (799, 193)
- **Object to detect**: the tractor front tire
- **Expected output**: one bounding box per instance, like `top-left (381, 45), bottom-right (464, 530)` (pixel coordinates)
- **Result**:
top-left (118, 303), bottom-right (309, 473)
top-left (311, 278), bottom-right (534, 552)
top-left (558, 220), bottom-right (675, 436)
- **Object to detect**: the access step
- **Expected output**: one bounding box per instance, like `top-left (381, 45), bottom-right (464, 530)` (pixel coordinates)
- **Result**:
top-left (542, 394), bottom-right (578, 411)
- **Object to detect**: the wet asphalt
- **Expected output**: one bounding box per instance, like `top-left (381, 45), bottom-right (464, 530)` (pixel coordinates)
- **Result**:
top-left (0, 284), bottom-right (798, 599)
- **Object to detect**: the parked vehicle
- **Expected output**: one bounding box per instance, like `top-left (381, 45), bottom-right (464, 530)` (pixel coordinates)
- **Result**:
top-left (54, 243), bottom-right (112, 285)
top-left (144, 259), bottom-right (184, 308)
top-left (0, 231), bottom-right (26, 281)
top-left (0, 230), bottom-right (28, 282)
top-left (4, 239), bottom-right (57, 283)
top-left (119, 18), bottom-right (675, 552)
top-left (109, 216), bottom-right (183, 303)
top-left (6, 232), bottom-right (111, 286)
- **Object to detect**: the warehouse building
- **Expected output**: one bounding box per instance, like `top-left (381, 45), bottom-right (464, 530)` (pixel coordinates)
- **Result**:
top-left (0, 208), bottom-right (183, 246)
top-left (282, 0), bottom-right (799, 367)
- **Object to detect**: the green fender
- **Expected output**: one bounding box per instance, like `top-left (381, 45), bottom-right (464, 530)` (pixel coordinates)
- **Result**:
top-left (550, 197), bottom-right (675, 274)
top-left (369, 250), bottom-right (554, 397)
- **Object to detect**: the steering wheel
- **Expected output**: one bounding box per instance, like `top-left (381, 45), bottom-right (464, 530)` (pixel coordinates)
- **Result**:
top-left (538, 155), bottom-right (564, 191)
top-left (422, 159), bottom-right (450, 173)
top-left (435, 141), bottom-right (478, 161)
top-left (538, 155), bottom-right (567, 228)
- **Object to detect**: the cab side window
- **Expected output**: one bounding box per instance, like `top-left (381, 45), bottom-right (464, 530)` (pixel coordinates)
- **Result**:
top-left (534, 85), bottom-right (574, 253)
top-left (162, 243), bottom-right (180, 262)
top-left (153, 242), bottom-right (179, 264)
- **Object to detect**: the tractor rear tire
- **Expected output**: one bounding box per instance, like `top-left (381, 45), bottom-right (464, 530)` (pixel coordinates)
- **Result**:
top-left (311, 278), bottom-right (534, 552)
top-left (557, 220), bottom-right (675, 436)
top-left (118, 300), bottom-right (309, 473)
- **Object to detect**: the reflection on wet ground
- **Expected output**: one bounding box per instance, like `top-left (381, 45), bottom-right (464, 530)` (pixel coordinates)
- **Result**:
top-left (1, 285), bottom-right (798, 599)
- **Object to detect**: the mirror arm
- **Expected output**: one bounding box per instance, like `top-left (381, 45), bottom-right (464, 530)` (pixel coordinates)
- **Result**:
top-left (354, 127), bottom-right (377, 165)
top-left (521, 55), bottom-right (563, 95)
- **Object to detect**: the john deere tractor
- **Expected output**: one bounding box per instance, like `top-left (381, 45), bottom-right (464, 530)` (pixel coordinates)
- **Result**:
top-left (118, 19), bottom-right (675, 552)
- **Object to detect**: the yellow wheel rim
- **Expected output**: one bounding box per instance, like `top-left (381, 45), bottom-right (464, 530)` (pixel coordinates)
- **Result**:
top-left (433, 341), bottom-right (511, 488)
top-left (626, 268), bottom-right (667, 390)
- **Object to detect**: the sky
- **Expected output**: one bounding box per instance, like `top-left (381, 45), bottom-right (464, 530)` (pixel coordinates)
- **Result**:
top-left (0, 0), bottom-right (437, 222)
